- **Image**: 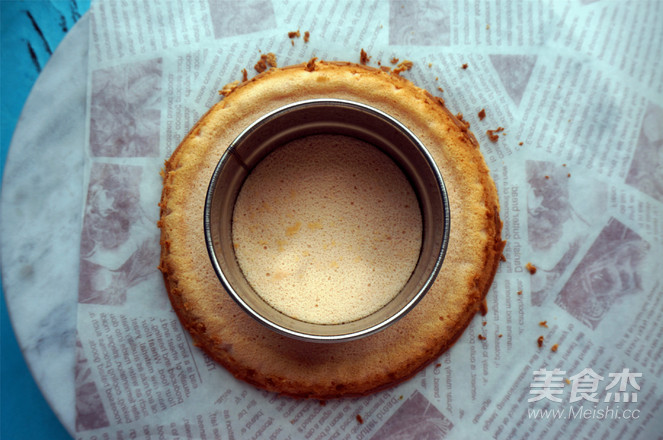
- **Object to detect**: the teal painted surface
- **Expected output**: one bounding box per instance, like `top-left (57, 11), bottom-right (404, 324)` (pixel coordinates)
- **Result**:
top-left (1, 1), bottom-right (91, 439)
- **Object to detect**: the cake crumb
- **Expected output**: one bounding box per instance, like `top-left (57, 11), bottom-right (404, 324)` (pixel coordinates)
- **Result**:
top-left (567, 173), bottom-right (571, 178)
top-left (393, 60), bottom-right (413, 75)
top-left (456, 113), bottom-right (470, 131)
top-left (479, 299), bottom-right (488, 316)
top-left (551, 344), bottom-right (559, 352)
top-left (537, 336), bottom-right (544, 348)
top-left (360, 48), bottom-right (371, 65)
top-left (242, 68), bottom-right (248, 82)
top-left (478, 108), bottom-right (486, 120)
top-left (498, 334), bottom-right (503, 338)
top-left (482, 321), bottom-right (487, 326)
top-left (519, 142), bottom-right (524, 146)
top-left (265, 53), bottom-right (277, 67)
top-left (462, 63), bottom-right (468, 69)
top-left (564, 378), bottom-right (571, 385)
top-left (390, 57), bottom-right (399, 64)
top-left (356, 414), bottom-right (364, 424)
top-left (525, 262), bottom-right (537, 274)
top-left (305, 57), bottom-right (318, 72)
top-left (437, 86), bottom-right (444, 93)
top-left (435, 363), bottom-right (441, 368)
top-left (288, 29), bottom-right (301, 39)
top-left (517, 290), bottom-right (522, 295)
top-left (304, 31), bottom-right (310, 42)
top-left (539, 320), bottom-right (548, 328)
top-left (544, 175), bottom-right (550, 180)
top-left (486, 127), bottom-right (504, 142)
top-left (254, 53), bottom-right (277, 73)
top-left (478, 334), bottom-right (487, 341)
top-left (219, 80), bottom-right (240, 96)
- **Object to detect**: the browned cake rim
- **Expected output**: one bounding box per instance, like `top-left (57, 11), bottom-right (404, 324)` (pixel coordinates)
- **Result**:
top-left (158, 60), bottom-right (505, 399)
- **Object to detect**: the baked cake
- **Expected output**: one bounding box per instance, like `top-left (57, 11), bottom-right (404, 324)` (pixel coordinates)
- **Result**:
top-left (232, 134), bottom-right (422, 324)
top-left (159, 60), bottom-right (504, 398)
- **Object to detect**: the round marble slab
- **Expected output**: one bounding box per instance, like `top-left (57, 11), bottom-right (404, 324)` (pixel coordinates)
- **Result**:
top-left (1, 14), bottom-right (90, 436)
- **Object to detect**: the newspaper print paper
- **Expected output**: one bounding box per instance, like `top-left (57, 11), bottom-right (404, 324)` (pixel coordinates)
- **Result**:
top-left (75, 1), bottom-right (663, 439)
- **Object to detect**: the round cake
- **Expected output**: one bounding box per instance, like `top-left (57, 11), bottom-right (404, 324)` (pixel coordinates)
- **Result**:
top-left (158, 60), bottom-right (505, 398)
top-left (231, 133), bottom-right (423, 325)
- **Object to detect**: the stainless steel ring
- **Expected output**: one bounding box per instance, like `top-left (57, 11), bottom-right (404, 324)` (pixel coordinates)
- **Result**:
top-left (204, 99), bottom-right (450, 342)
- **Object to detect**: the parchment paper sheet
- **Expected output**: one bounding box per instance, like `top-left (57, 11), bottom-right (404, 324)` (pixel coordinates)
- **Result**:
top-left (74, 1), bottom-right (663, 439)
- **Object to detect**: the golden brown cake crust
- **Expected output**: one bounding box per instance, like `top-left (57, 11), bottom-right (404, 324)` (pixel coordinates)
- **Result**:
top-left (158, 60), bottom-right (505, 399)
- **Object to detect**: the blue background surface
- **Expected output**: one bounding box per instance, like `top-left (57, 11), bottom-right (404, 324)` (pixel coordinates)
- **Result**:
top-left (2, 1), bottom-right (91, 438)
